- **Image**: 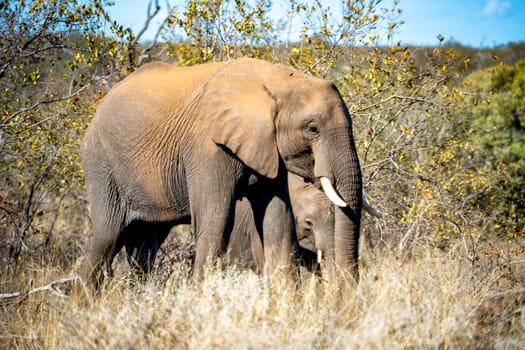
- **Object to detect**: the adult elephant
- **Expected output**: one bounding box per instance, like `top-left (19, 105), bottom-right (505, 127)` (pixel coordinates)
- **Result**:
top-left (78, 57), bottom-right (363, 291)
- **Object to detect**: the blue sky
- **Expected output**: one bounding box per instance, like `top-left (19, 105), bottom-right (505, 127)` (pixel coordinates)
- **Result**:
top-left (107, 0), bottom-right (525, 47)
top-left (395, 0), bottom-right (525, 47)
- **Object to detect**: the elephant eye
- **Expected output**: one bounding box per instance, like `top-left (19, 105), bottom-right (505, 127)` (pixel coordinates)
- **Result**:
top-left (305, 123), bottom-right (320, 138)
top-left (305, 218), bottom-right (314, 227)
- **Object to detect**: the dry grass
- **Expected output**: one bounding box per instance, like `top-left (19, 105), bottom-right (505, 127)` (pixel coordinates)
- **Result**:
top-left (1, 244), bottom-right (524, 349)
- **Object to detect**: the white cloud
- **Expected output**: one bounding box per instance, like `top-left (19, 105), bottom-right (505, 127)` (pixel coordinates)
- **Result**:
top-left (483, 0), bottom-right (511, 15)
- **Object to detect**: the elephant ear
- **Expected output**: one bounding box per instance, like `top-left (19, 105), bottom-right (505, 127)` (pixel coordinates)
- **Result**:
top-left (206, 70), bottom-right (279, 179)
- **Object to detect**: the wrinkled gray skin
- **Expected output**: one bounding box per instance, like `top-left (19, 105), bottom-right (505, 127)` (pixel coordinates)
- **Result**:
top-left (126, 173), bottom-right (376, 276)
top-left (126, 173), bottom-right (334, 275)
top-left (226, 173), bottom-right (334, 273)
top-left (79, 58), bottom-right (362, 292)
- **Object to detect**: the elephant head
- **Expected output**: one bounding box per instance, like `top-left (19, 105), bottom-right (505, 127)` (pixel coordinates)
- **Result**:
top-left (205, 58), bottom-right (363, 280)
top-left (289, 173), bottom-right (380, 275)
top-left (288, 173), bottom-right (334, 264)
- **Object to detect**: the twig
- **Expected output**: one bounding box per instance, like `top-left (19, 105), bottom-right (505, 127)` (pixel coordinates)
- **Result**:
top-left (2, 84), bottom-right (91, 126)
top-left (510, 260), bottom-right (525, 265)
top-left (0, 277), bottom-right (75, 300)
top-left (356, 94), bottom-right (434, 112)
top-left (131, 0), bottom-right (165, 66)
top-left (137, 14), bottom-right (170, 66)
top-left (132, 0), bottom-right (161, 46)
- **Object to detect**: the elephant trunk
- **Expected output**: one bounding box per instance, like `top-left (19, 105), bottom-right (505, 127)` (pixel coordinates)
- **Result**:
top-left (317, 130), bottom-right (362, 283)
top-left (334, 142), bottom-right (362, 283)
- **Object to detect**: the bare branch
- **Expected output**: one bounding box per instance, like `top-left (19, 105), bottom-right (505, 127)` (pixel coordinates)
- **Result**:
top-left (132, 0), bottom-right (162, 45)
top-left (356, 95), bottom-right (435, 112)
top-left (137, 13), bottom-right (171, 66)
top-left (0, 277), bottom-right (74, 301)
top-left (2, 83), bottom-right (91, 126)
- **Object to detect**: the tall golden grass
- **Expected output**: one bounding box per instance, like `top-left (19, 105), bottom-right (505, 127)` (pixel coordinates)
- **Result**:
top-left (1, 241), bottom-right (523, 349)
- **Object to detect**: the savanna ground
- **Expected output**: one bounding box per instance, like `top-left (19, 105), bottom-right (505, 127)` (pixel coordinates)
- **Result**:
top-left (1, 0), bottom-right (524, 348)
top-left (1, 228), bottom-right (524, 349)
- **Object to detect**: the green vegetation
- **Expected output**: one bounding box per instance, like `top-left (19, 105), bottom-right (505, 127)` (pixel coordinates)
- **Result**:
top-left (0, 0), bottom-right (133, 265)
top-left (1, 0), bottom-right (523, 348)
top-left (459, 60), bottom-right (525, 231)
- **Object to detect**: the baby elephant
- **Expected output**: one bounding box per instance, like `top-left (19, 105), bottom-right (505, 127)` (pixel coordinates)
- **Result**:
top-left (225, 173), bottom-right (333, 273)
top-left (225, 173), bottom-right (381, 274)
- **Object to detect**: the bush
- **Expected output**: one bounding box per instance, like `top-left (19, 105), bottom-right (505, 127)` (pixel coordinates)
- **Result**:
top-left (459, 59), bottom-right (525, 233)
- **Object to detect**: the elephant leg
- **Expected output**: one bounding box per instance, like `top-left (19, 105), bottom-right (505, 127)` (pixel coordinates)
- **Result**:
top-left (189, 171), bottom-right (238, 277)
top-left (124, 221), bottom-right (171, 274)
top-left (77, 177), bottom-right (126, 294)
top-left (225, 200), bottom-right (253, 270)
top-left (249, 226), bottom-right (264, 274)
top-left (192, 203), bottom-right (235, 276)
top-left (249, 179), bottom-right (299, 281)
top-left (226, 198), bottom-right (264, 272)
top-left (262, 196), bottom-right (298, 280)
top-left (76, 135), bottom-right (127, 296)
top-left (78, 221), bottom-right (125, 294)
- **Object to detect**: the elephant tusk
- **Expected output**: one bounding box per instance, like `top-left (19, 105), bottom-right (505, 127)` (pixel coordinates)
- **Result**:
top-left (320, 177), bottom-right (347, 207)
top-left (317, 249), bottom-right (323, 264)
top-left (362, 197), bottom-right (382, 218)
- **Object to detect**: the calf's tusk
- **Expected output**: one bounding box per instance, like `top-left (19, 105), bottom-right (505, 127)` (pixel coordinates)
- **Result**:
top-left (320, 177), bottom-right (347, 207)
top-left (317, 249), bottom-right (323, 264)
